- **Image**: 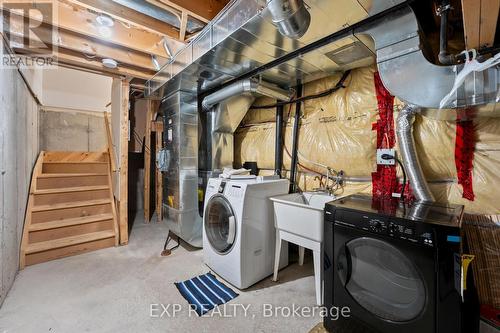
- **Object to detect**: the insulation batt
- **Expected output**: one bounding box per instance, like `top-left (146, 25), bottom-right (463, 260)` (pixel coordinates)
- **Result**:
top-left (234, 66), bottom-right (500, 214)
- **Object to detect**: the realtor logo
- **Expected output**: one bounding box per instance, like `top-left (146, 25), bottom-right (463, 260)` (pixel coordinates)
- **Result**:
top-left (1, 0), bottom-right (57, 67)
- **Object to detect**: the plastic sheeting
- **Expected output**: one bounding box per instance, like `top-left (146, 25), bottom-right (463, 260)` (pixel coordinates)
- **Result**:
top-left (234, 66), bottom-right (500, 214)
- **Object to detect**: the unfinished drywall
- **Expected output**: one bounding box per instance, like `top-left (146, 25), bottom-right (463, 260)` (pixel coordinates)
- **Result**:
top-left (235, 66), bottom-right (500, 214)
top-left (39, 107), bottom-right (107, 151)
top-left (41, 66), bottom-right (112, 112)
top-left (0, 44), bottom-right (39, 305)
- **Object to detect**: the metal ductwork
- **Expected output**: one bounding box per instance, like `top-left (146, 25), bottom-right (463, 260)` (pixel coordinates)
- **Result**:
top-left (266, 0), bottom-right (311, 39)
top-left (396, 104), bottom-right (435, 203)
top-left (202, 79), bottom-right (292, 110)
top-left (147, 0), bottom-right (425, 247)
top-left (357, 6), bottom-right (499, 112)
top-left (202, 79), bottom-right (292, 172)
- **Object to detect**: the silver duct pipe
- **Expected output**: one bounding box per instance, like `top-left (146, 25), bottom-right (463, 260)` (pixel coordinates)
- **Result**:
top-left (396, 104), bottom-right (435, 203)
top-left (266, 0), bottom-right (311, 39)
top-left (162, 38), bottom-right (174, 60)
top-left (357, 7), bottom-right (499, 110)
top-left (202, 79), bottom-right (292, 171)
top-left (202, 79), bottom-right (292, 110)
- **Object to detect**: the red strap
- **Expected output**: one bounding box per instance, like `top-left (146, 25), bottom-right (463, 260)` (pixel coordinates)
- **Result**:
top-left (455, 120), bottom-right (475, 201)
top-left (372, 72), bottom-right (397, 199)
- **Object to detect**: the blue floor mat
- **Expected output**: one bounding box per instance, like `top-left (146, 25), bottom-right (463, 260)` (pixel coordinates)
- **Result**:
top-left (175, 273), bottom-right (239, 316)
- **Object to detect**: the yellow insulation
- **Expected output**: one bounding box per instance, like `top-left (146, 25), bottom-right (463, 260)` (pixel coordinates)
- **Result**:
top-left (234, 66), bottom-right (500, 214)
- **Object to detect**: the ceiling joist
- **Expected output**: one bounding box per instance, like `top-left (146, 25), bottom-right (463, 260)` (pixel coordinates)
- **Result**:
top-left (155, 0), bottom-right (229, 22)
top-left (64, 0), bottom-right (182, 39)
top-left (2, 0), bottom-right (231, 79)
top-left (3, 1), bottom-right (172, 58)
top-left (5, 13), bottom-right (167, 71)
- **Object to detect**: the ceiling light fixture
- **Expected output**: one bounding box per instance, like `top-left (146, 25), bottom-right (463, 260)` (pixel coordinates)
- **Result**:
top-left (102, 58), bottom-right (118, 69)
top-left (96, 14), bottom-right (114, 27)
top-left (98, 26), bottom-right (112, 38)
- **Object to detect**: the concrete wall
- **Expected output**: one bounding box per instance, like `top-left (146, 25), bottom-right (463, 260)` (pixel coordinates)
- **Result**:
top-left (0, 45), bottom-right (39, 305)
top-left (38, 66), bottom-right (112, 152)
top-left (39, 108), bottom-right (107, 152)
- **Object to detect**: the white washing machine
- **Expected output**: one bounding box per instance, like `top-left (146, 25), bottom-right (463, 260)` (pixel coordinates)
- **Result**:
top-left (203, 177), bottom-right (289, 289)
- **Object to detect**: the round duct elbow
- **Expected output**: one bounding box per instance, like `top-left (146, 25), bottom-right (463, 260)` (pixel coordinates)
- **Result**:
top-left (267, 0), bottom-right (311, 39)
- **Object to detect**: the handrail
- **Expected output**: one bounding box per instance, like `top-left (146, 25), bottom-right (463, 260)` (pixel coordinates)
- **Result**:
top-left (104, 112), bottom-right (118, 172)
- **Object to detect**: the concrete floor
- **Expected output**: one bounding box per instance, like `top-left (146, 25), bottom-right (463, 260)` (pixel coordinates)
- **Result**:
top-left (0, 214), bottom-right (322, 333)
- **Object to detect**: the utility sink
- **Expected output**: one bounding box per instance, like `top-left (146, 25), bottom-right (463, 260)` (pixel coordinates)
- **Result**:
top-left (270, 192), bottom-right (334, 243)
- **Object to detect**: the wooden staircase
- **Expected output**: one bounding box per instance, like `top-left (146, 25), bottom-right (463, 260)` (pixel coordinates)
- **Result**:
top-left (20, 151), bottom-right (119, 268)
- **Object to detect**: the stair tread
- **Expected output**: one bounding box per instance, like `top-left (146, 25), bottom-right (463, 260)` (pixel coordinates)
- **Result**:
top-left (32, 199), bottom-right (111, 212)
top-left (26, 230), bottom-right (115, 254)
top-left (38, 173), bottom-right (108, 178)
top-left (29, 213), bottom-right (114, 232)
top-left (43, 161), bottom-right (108, 164)
top-left (34, 185), bottom-right (109, 195)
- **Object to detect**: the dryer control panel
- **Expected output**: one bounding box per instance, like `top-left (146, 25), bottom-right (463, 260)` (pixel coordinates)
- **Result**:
top-left (329, 209), bottom-right (435, 247)
top-left (325, 195), bottom-right (464, 249)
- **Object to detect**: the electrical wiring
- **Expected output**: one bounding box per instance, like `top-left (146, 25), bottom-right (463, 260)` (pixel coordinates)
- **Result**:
top-left (381, 154), bottom-right (408, 200)
top-left (396, 158), bottom-right (407, 200)
top-left (250, 70), bottom-right (351, 110)
top-left (280, 86), bottom-right (345, 195)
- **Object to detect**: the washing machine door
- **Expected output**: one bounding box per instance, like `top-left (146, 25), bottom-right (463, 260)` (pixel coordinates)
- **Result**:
top-left (204, 195), bottom-right (237, 254)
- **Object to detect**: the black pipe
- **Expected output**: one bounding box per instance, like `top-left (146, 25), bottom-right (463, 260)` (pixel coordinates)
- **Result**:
top-left (200, 0), bottom-right (414, 99)
top-left (436, 1), bottom-right (499, 64)
top-left (251, 70), bottom-right (351, 110)
top-left (438, 0), bottom-right (458, 65)
top-left (275, 104), bottom-right (284, 178)
top-left (289, 83), bottom-right (303, 193)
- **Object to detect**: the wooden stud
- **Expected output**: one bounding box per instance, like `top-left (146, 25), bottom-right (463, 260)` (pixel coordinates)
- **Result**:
top-left (462, 0), bottom-right (499, 49)
top-left (479, 0), bottom-right (500, 48)
top-left (143, 99), bottom-right (159, 223)
top-left (154, 121), bottom-right (164, 222)
top-left (143, 103), bottom-right (154, 223)
top-left (462, 0), bottom-right (481, 49)
top-left (179, 11), bottom-right (189, 42)
top-left (119, 80), bottom-right (130, 244)
top-left (106, 152), bottom-right (120, 246)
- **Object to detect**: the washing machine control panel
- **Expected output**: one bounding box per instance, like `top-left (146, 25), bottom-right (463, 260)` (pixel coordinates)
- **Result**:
top-left (218, 181), bottom-right (227, 194)
top-left (225, 184), bottom-right (244, 198)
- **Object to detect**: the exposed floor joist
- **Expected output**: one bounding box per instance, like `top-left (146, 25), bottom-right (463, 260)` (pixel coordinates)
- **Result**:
top-left (2, 0), bottom-right (231, 79)
top-left (156, 0), bottom-right (230, 22)
top-left (3, 1), bottom-right (173, 58)
top-left (65, 0), bottom-right (182, 39)
top-left (6, 13), bottom-right (168, 72)
top-left (13, 45), bottom-right (155, 80)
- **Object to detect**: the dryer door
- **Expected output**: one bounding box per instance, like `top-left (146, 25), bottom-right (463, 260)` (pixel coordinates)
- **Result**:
top-left (204, 195), bottom-right (237, 254)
